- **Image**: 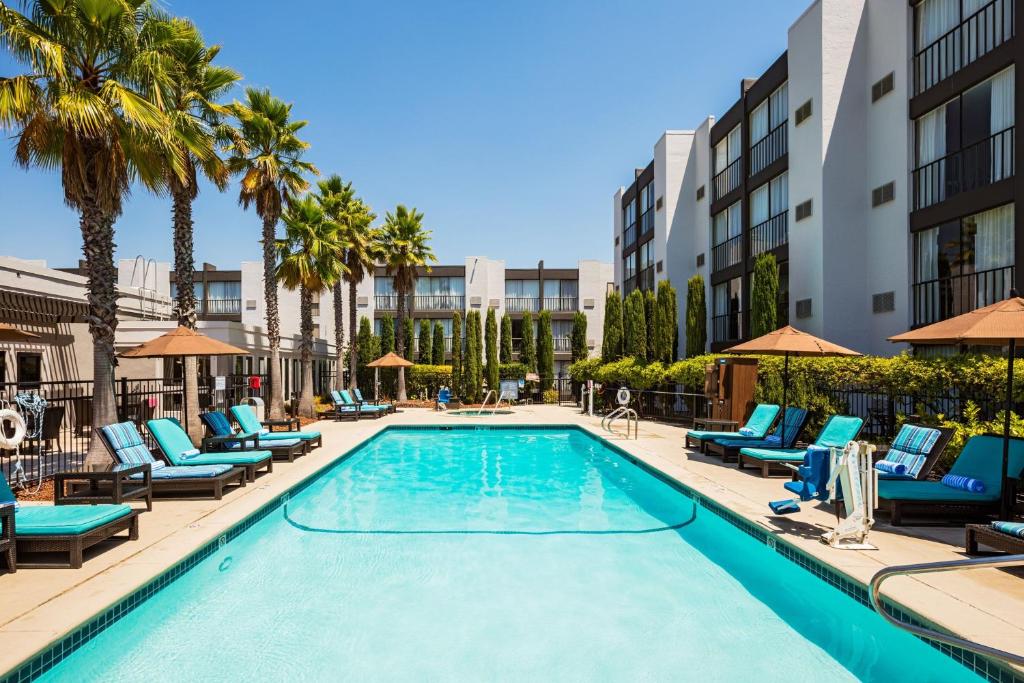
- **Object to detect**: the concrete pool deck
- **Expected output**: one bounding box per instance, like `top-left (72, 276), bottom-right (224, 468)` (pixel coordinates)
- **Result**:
top-left (1, 405), bottom-right (1022, 677)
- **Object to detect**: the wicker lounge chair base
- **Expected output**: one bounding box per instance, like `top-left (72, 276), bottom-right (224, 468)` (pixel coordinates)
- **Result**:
top-left (966, 524), bottom-right (1024, 555)
top-left (74, 468), bottom-right (247, 501)
top-left (737, 453), bottom-right (802, 477)
top-left (16, 510), bottom-right (141, 569)
top-left (879, 498), bottom-right (1002, 527)
top-left (1, 508), bottom-right (14, 573)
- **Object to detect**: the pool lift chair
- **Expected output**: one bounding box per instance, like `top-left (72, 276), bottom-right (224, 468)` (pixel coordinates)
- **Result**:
top-left (769, 440), bottom-right (879, 550)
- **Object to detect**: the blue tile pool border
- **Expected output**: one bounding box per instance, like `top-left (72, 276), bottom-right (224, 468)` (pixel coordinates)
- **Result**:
top-left (1, 423), bottom-right (1019, 683)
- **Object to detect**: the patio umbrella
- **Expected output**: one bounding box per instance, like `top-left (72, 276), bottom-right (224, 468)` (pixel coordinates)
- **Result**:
top-left (0, 324), bottom-right (40, 342)
top-left (366, 352), bottom-right (414, 401)
top-left (889, 295), bottom-right (1024, 519)
top-left (726, 325), bottom-right (861, 447)
top-left (120, 326), bottom-right (247, 442)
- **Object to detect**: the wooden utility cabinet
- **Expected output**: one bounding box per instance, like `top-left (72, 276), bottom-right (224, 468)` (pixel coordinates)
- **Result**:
top-left (703, 357), bottom-right (758, 425)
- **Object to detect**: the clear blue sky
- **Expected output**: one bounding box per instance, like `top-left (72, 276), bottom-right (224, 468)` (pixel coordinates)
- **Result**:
top-left (0, 0), bottom-right (809, 269)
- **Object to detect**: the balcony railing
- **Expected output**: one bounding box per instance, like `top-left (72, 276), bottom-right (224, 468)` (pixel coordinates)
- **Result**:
top-left (912, 126), bottom-right (1014, 210)
top-left (541, 297), bottom-right (578, 312)
top-left (712, 158), bottom-right (742, 201)
top-left (413, 294), bottom-right (464, 311)
top-left (375, 294), bottom-right (400, 310)
top-left (505, 297), bottom-right (540, 313)
top-left (913, 0), bottom-right (1014, 95)
top-left (204, 298), bottom-right (241, 315)
top-left (639, 208), bottom-right (654, 236)
top-left (712, 312), bottom-right (743, 343)
top-left (444, 336), bottom-right (454, 352)
top-left (912, 265), bottom-right (1014, 327)
top-left (553, 337), bottom-right (571, 353)
top-left (712, 234), bottom-right (743, 272)
top-left (751, 211), bottom-right (788, 256)
top-left (749, 121), bottom-right (787, 177)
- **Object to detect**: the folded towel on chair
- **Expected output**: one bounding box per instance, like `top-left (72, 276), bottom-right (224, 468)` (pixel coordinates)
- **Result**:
top-left (941, 474), bottom-right (986, 493)
top-left (738, 427), bottom-right (755, 436)
top-left (992, 521), bottom-right (1024, 538)
top-left (874, 460), bottom-right (907, 475)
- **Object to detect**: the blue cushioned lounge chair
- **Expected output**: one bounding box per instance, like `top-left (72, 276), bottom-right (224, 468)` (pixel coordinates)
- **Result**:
top-left (684, 403), bottom-right (780, 453)
top-left (705, 407), bottom-right (808, 462)
top-left (872, 424), bottom-right (954, 481)
top-left (96, 421), bottom-right (245, 501)
top-left (230, 405), bottom-right (323, 449)
top-left (966, 520), bottom-right (1024, 555)
top-left (339, 390), bottom-right (388, 419)
top-left (329, 390), bottom-right (362, 421)
top-left (1, 471), bottom-right (140, 570)
top-left (738, 415), bottom-right (864, 477)
top-left (353, 388), bottom-right (394, 413)
top-left (199, 411), bottom-right (307, 462)
top-left (147, 418), bottom-right (273, 482)
top-left (879, 435), bottom-right (1024, 525)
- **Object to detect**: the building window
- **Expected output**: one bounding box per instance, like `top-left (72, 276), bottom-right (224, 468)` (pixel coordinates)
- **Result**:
top-left (623, 252), bottom-right (638, 293)
top-left (750, 173), bottom-right (789, 255)
top-left (914, 0), bottom-right (1014, 94)
top-left (639, 182), bottom-right (655, 235)
top-left (913, 203), bottom-right (1015, 325)
top-left (713, 277), bottom-right (743, 342)
top-left (16, 352), bottom-right (42, 388)
top-left (623, 200), bottom-right (637, 248)
top-left (711, 201), bottom-right (743, 271)
top-left (750, 82), bottom-right (788, 148)
top-left (712, 125), bottom-right (743, 199)
top-left (543, 280), bottom-right (578, 310)
top-left (795, 99), bottom-right (812, 125)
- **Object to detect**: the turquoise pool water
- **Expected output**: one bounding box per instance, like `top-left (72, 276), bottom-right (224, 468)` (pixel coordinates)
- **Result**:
top-left (38, 427), bottom-right (979, 681)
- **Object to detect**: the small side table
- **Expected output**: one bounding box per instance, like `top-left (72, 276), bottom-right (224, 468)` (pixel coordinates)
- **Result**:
top-left (693, 417), bottom-right (740, 432)
top-left (56, 463), bottom-right (153, 511)
top-left (263, 417), bottom-right (300, 432)
top-left (0, 505), bottom-right (14, 573)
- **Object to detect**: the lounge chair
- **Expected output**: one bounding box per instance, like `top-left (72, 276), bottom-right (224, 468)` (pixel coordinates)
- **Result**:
top-left (704, 407), bottom-right (808, 462)
top-left (353, 388), bottom-right (395, 414)
top-left (147, 418), bottom-right (273, 482)
top-left (339, 390), bottom-right (388, 419)
top-left (966, 521), bottom-right (1024, 555)
top-left (878, 434), bottom-right (1024, 525)
top-left (0, 472), bottom-right (140, 570)
top-left (329, 390), bottom-right (362, 421)
top-left (199, 411), bottom-right (307, 462)
top-left (738, 415), bottom-right (864, 477)
top-left (684, 403), bottom-right (780, 452)
top-left (872, 424), bottom-right (954, 480)
top-left (230, 405), bottom-right (324, 449)
top-left (96, 421), bottom-right (246, 500)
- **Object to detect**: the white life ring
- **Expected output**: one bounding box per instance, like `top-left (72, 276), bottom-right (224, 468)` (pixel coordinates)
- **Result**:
top-left (616, 387), bottom-right (631, 406)
top-left (0, 409), bottom-right (27, 450)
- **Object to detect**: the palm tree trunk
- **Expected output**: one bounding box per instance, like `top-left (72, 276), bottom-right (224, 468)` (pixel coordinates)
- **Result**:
top-left (82, 203), bottom-right (119, 466)
top-left (262, 213), bottom-right (285, 418)
top-left (172, 186), bottom-right (201, 445)
top-left (332, 281), bottom-right (345, 391)
top-left (396, 284), bottom-right (408, 401)
top-left (298, 285), bottom-right (314, 418)
top-left (348, 277), bottom-right (359, 391)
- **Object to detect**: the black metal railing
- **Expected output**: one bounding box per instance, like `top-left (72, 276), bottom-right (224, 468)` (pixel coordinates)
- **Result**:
top-left (413, 295), bottom-right (464, 311)
top-left (749, 121), bottom-right (787, 176)
top-left (913, 0), bottom-right (1014, 95)
top-left (712, 234), bottom-right (743, 272)
top-left (712, 312), bottom-right (742, 343)
top-left (506, 297), bottom-right (540, 313)
top-left (712, 157), bottom-right (742, 201)
top-left (912, 126), bottom-right (1015, 210)
top-left (639, 208), bottom-right (654, 236)
top-left (912, 265), bottom-right (1014, 327)
top-left (541, 297), bottom-right (578, 312)
top-left (751, 211), bottom-right (788, 256)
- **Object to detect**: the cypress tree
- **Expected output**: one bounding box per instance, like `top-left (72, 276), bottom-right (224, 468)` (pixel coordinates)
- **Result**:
top-left (602, 291), bottom-right (623, 362)
top-left (500, 313), bottom-right (513, 364)
top-left (751, 253), bottom-right (780, 338)
top-left (471, 311), bottom-right (484, 399)
top-left (451, 311), bottom-right (463, 397)
top-left (655, 280), bottom-right (675, 363)
top-left (685, 275), bottom-right (707, 358)
top-left (418, 318), bottom-right (432, 364)
top-left (463, 311), bottom-right (480, 402)
top-left (623, 290), bottom-right (647, 360)
top-left (378, 316), bottom-right (395, 398)
top-left (402, 317), bottom-right (415, 361)
top-left (432, 321), bottom-right (445, 365)
top-left (669, 284), bottom-right (679, 360)
top-left (570, 311), bottom-right (588, 362)
top-left (520, 310), bottom-right (536, 372)
top-left (356, 316), bottom-right (379, 391)
top-left (537, 309), bottom-right (554, 391)
top-left (644, 289), bottom-right (656, 362)
top-left (485, 307), bottom-right (499, 392)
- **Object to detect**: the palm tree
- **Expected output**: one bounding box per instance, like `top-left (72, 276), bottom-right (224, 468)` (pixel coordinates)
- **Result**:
top-left (222, 88), bottom-right (317, 418)
top-left (276, 195), bottom-right (346, 417)
top-left (159, 18), bottom-right (240, 443)
top-left (378, 206), bottom-right (436, 401)
top-left (314, 175), bottom-right (378, 393)
top-left (0, 0), bottom-right (179, 464)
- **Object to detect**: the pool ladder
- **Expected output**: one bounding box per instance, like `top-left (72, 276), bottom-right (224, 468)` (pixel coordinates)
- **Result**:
top-left (870, 554), bottom-right (1024, 667)
top-left (602, 406), bottom-right (638, 439)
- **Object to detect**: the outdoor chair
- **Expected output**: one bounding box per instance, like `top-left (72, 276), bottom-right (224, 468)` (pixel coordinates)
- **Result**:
top-left (704, 407), bottom-right (809, 462)
top-left (147, 418), bottom-right (273, 483)
top-left (200, 411), bottom-right (307, 462)
top-left (872, 424), bottom-right (954, 481)
top-left (353, 388), bottom-right (395, 413)
top-left (685, 403), bottom-right (780, 453)
top-left (337, 390), bottom-right (387, 419)
top-left (329, 390), bottom-right (362, 421)
top-left (966, 521), bottom-right (1024, 555)
top-left (230, 405), bottom-right (323, 449)
top-left (738, 415), bottom-right (864, 477)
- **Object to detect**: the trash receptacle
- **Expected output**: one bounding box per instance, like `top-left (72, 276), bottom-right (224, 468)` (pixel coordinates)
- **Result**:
top-left (240, 396), bottom-right (265, 422)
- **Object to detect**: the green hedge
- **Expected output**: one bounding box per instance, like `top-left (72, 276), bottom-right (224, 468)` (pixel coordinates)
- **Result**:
top-left (406, 362), bottom-right (529, 399)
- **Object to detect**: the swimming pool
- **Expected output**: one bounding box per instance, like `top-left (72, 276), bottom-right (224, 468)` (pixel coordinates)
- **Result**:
top-left (29, 426), bottom-right (982, 681)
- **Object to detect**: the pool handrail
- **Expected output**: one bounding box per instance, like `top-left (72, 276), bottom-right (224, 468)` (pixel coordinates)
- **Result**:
top-left (869, 554), bottom-right (1024, 667)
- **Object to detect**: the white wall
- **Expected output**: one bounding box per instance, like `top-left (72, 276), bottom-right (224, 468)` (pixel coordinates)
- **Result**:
top-left (612, 187), bottom-right (625, 289)
top-left (578, 260), bottom-right (613, 357)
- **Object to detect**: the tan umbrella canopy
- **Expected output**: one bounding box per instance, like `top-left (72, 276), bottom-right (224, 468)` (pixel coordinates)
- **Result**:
top-left (890, 296), bottom-right (1024, 518)
top-left (366, 352), bottom-right (414, 402)
top-left (120, 325), bottom-right (247, 358)
top-left (726, 325), bottom-right (861, 446)
top-left (0, 323), bottom-right (40, 342)
top-left (525, 372), bottom-right (540, 382)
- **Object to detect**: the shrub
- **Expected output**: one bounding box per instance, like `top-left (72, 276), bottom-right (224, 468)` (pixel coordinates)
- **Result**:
top-left (407, 364), bottom-right (453, 398)
top-left (520, 311), bottom-right (536, 372)
top-left (537, 310), bottom-right (554, 390)
top-left (602, 291), bottom-right (623, 361)
top-left (463, 311), bottom-right (481, 402)
top-left (654, 280), bottom-right (675, 363)
top-left (623, 290), bottom-right (647, 360)
top-left (500, 313), bottom-right (513, 364)
top-left (685, 275), bottom-right (706, 357)
top-left (485, 307), bottom-right (499, 391)
top-left (418, 319), bottom-right (432, 364)
top-left (499, 362), bottom-right (528, 379)
top-left (432, 322), bottom-right (445, 365)
top-left (451, 312), bottom-right (463, 397)
top-left (542, 388), bottom-right (559, 404)
top-left (751, 253), bottom-right (779, 338)
top-left (571, 311), bottom-right (588, 362)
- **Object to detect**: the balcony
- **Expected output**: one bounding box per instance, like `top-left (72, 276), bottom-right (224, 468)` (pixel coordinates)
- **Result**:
top-left (712, 234), bottom-right (743, 272)
top-left (912, 127), bottom-right (1014, 211)
top-left (749, 121), bottom-right (787, 177)
top-left (913, 0), bottom-right (1014, 95)
top-left (751, 211), bottom-right (788, 256)
top-left (912, 265), bottom-right (1014, 327)
top-left (506, 297), bottom-right (540, 313)
top-left (413, 294), bottom-right (464, 311)
top-left (375, 294), bottom-right (400, 310)
top-left (712, 158), bottom-right (742, 202)
top-left (203, 298), bottom-right (241, 315)
top-left (553, 337), bottom-right (571, 353)
top-left (541, 297), bottom-right (578, 312)
top-left (712, 312), bottom-right (743, 344)
top-left (639, 208), bottom-right (654, 237)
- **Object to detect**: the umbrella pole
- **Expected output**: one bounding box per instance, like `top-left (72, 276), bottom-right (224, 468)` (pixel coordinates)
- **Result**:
top-left (1001, 339), bottom-right (1015, 520)
top-left (375, 367), bottom-right (379, 402)
top-left (182, 355), bottom-right (190, 443)
top-left (780, 351), bottom-right (789, 447)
